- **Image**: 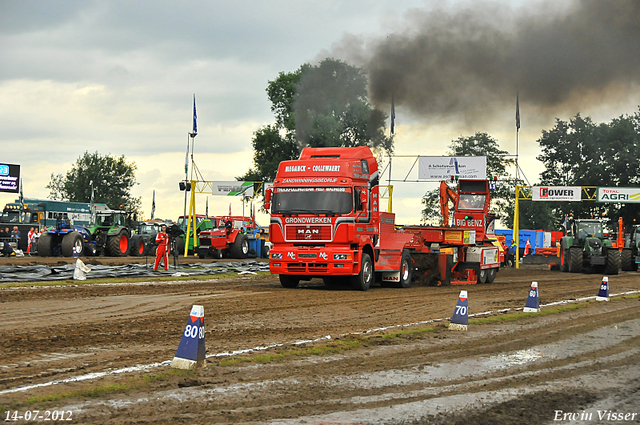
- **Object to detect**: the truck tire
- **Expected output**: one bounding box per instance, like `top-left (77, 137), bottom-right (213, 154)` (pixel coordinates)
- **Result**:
top-left (568, 246), bottom-right (582, 273)
top-left (351, 252), bottom-right (373, 291)
top-left (605, 249), bottom-right (620, 275)
top-left (129, 235), bottom-right (145, 256)
top-left (621, 249), bottom-right (634, 271)
top-left (37, 233), bottom-right (54, 257)
top-left (61, 232), bottom-right (84, 257)
top-left (486, 267), bottom-right (497, 283)
top-left (107, 230), bottom-right (129, 256)
top-left (396, 250), bottom-right (412, 288)
top-left (280, 275), bottom-right (300, 288)
top-left (560, 248), bottom-right (569, 272)
top-left (230, 234), bottom-right (249, 259)
top-left (477, 267), bottom-right (488, 284)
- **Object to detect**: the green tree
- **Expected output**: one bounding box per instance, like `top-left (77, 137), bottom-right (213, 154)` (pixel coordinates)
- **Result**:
top-left (46, 151), bottom-right (141, 214)
top-left (421, 133), bottom-right (516, 226)
top-left (537, 110), bottom-right (640, 226)
top-left (241, 58), bottom-right (393, 182)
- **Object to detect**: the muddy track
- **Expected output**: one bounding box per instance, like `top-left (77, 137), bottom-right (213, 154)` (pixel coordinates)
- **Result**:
top-left (1, 265), bottom-right (639, 424)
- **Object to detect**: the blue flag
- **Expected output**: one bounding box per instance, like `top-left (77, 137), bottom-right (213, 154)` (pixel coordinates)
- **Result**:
top-left (192, 94), bottom-right (197, 135)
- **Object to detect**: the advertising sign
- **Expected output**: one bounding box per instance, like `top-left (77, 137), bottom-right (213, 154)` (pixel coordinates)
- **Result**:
top-left (211, 181), bottom-right (254, 197)
top-left (597, 187), bottom-right (640, 203)
top-left (0, 163), bottom-right (20, 194)
top-left (418, 156), bottom-right (486, 180)
top-left (532, 186), bottom-right (581, 201)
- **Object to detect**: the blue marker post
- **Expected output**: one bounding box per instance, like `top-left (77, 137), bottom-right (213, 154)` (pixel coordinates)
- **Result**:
top-left (449, 290), bottom-right (468, 331)
top-left (171, 305), bottom-right (206, 369)
top-left (596, 277), bottom-right (610, 301)
top-left (523, 281), bottom-right (540, 313)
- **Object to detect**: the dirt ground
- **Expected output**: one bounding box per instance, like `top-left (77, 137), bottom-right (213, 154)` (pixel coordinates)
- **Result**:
top-left (0, 258), bottom-right (639, 424)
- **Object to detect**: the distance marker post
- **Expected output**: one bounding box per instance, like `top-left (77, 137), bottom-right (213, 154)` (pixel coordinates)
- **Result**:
top-left (171, 305), bottom-right (206, 369)
top-left (523, 281), bottom-right (540, 313)
top-left (449, 290), bottom-right (468, 331)
top-left (596, 277), bottom-right (610, 301)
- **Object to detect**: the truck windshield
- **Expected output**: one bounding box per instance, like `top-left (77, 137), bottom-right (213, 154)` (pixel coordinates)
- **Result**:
top-left (458, 194), bottom-right (486, 210)
top-left (577, 222), bottom-right (603, 239)
top-left (272, 187), bottom-right (352, 215)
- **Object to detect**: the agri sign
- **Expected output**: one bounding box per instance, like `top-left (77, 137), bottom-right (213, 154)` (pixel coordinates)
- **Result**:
top-left (598, 188), bottom-right (640, 202)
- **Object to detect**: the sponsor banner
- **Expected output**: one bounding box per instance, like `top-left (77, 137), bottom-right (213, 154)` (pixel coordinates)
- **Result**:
top-left (211, 181), bottom-right (254, 197)
top-left (418, 156), bottom-right (486, 180)
top-left (597, 187), bottom-right (640, 203)
top-left (0, 163), bottom-right (20, 194)
top-left (532, 186), bottom-right (581, 201)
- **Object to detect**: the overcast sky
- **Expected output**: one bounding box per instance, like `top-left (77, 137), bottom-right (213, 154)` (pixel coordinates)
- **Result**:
top-left (2, 0), bottom-right (639, 225)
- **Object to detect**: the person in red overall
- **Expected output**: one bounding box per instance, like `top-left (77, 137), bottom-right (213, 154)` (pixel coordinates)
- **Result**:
top-left (154, 224), bottom-right (169, 271)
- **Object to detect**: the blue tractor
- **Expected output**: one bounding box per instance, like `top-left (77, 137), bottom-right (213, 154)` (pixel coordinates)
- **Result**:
top-left (37, 219), bottom-right (95, 257)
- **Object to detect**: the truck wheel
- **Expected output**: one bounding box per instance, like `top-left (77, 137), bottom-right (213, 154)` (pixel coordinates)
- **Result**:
top-left (351, 253), bottom-right (373, 291)
top-left (37, 233), bottom-right (54, 256)
top-left (280, 275), bottom-right (300, 288)
top-left (107, 231), bottom-right (129, 256)
top-left (568, 246), bottom-right (582, 273)
top-left (486, 267), bottom-right (497, 283)
top-left (621, 249), bottom-right (633, 271)
top-left (605, 249), bottom-right (620, 275)
top-left (61, 232), bottom-right (83, 257)
top-left (230, 234), bottom-right (249, 259)
top-left (477, 268), bottom-right (488, 284)
top-left (397, 250), bottom-right (412, 288)
top-left (129, 235), bottom-right (145, 256)
top-left (560, 248), bottom-right (569, 272)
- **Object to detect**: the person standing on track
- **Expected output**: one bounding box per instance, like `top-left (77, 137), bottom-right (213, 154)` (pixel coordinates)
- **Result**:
top-left (154, 224), bottom-right (169, 271)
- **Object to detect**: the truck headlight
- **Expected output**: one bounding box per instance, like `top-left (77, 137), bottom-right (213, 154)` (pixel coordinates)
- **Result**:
top-left (271, 252), bottom-right (283, 259)
top-left (333, 254), bottom-right (352, 260)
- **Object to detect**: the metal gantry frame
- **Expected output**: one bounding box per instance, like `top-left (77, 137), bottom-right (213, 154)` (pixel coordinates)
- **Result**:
top-left (513, 185), bottom-right (597, 268)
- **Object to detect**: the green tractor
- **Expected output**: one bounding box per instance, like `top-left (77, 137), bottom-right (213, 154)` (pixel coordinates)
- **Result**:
top-left (621, 224), bottom-right (640, 272)
top-left (86, 209), bottom-right (133, 256)
top-left (559, 217), bottom-right (619, 274)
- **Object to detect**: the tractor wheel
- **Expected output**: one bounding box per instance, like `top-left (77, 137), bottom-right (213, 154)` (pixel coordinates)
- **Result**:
top-left (230, 234), bottom-right (249, 259)
top-left (107, 231), bottom-right (129, 256)
top-left (37, 233), bottom-right (54, 257)
top-left (621, 249), bottom-right (634, 271)
top-left (477, 267), bottom-right (488, 284)
top-left (396, 250), bottom-right (413, 288)
top-left (280, 275), bottom-right (300, 288)
top-left (61, 232), bottom-right (84, 257)
top-left (486, 267), bottom-right (497, 283)
top-left (560, 248), bottom-right (569, 272)
top-left (129, 235), bottom-right (145, 256)
top-left (568, 246), bottom-right (583, 273)
top-left (351, 253), bottom-right (373, 291)
top-left (605, 249), bottom-right (620, 275)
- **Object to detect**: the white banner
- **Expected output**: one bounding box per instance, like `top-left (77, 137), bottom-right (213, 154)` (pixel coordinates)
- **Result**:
top-left (532, 186), bottom-right (581, 201)
top-left (597, 187), bottom-right (640, 203)
top-left (418, 156), bottom-right (486, 180)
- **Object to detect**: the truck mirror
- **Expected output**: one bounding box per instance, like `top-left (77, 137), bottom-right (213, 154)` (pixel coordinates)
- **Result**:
top-left (264, 188), bottom-right (272, 210)
top-left (360, 190), bottom-right (368, 206)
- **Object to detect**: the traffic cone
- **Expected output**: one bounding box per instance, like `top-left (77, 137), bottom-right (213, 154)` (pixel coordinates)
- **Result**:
top-left (449, 290), bottom-right (468, 331)
top-left (596, 277), bottom-right (609, 301)
top-left (171, 305), bottom-right (206, 369)
top-left (523, 281), bottom-right (540, 312)
top-left (524, 238), bottom-right (531, 256)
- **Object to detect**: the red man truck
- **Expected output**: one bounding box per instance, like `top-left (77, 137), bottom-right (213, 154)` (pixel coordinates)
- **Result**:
top-left (265, 146), bottom-right (502, 290)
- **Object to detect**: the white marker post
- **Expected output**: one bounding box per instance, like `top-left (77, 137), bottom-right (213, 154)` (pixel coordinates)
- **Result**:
top-left (171, 305), bottom-right (206, 369)
top-left (596, 277), bottom-right (610, 301)
top-left (523, 281), bottom-right (540, 313)
top-left (449, 290), bottom-right (468, 331)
